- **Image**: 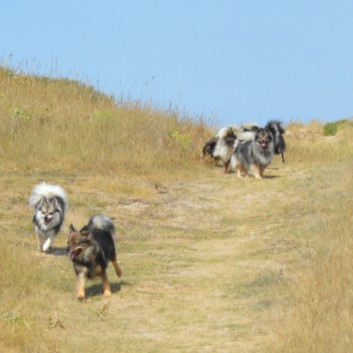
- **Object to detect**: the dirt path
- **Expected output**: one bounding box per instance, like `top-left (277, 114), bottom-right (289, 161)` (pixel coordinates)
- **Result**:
top-left (1, 161), bottom-right (295, 353)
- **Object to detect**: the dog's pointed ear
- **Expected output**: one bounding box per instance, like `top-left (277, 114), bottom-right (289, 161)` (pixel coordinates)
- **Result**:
top-left (69, 224), bottom-right (76, 233)
top-left (267, 125), bottom-right (276, 136)
top-left (37, 197), bottom-right (46, 208)
top-left (80, 225), bottom-right (89, 236)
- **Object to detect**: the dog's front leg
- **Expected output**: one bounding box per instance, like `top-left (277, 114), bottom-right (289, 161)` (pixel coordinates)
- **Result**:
top-left (252, 164), bottom-right (263, 179)
top-left (258, 165), bottom-right (267, 179)
top-left (76, 272), bottom-right (86, 300)
top-left (36, 234), bottom-right (45, 252)
top-left (43, 233), bottom-right (56, 252)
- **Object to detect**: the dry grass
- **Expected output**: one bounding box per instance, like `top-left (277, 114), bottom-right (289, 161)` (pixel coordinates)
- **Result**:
top-left (0, 67), bottom-right (210, 176)
top-left (1, 67), bottom-right (353, 352)
top-left (269, 161), bottom-right (353, 353)
top-left (285, 120), bottom-right (353, 163)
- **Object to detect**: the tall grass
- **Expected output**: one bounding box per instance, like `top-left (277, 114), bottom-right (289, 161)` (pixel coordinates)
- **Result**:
top-left (268, 121), bottom-right (353, 352)
top-left (270, 159), bottom-right (353, 353)
top-left (0, 67), bottom-right (210, 176)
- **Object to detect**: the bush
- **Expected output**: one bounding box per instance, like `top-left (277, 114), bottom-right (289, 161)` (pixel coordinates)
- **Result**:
top-left (323, 122), bottom-right (339, 136)
top-left (323, 119), bottom-right (353, 136)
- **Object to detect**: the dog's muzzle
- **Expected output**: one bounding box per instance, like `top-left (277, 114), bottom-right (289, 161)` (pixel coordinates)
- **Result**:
top-left (44, 215), bottom-right (53, 224)
top-left (260, 141), bottom-right (269, 149)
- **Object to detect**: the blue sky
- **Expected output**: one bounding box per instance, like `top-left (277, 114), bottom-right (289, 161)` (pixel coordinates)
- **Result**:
top-left (1, 1), bottom-right (353, 127)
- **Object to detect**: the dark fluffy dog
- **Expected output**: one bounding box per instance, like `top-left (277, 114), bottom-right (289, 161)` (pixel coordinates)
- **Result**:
top-left (265, 120), bottom-right (286, 162)
top-left (231, 127), bottom-right (274, 178)
top-left (68, 215), bottom-right (122, 300)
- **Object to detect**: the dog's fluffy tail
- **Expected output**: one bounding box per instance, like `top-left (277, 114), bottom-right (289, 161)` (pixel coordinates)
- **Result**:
top-left (29, 182), bottom-right (68, 210)
top-left (235, 123), bottom-right (261, 143)
top-left (88, 215), bottom-right (117, 239)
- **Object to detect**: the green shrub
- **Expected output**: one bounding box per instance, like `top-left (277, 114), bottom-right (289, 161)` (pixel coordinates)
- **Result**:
top-left (323, 122), bottom-right (338, 136)
top-left (323, 119), bottom-right (353, 136)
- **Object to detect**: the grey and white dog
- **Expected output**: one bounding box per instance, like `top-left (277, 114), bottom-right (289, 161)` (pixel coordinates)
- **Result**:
top-left (29, 182), bottom-right (68, 252)
top-left (231, 127), bottom-right (275, 178)
top-left (202, 123), bottom-right (259, 173)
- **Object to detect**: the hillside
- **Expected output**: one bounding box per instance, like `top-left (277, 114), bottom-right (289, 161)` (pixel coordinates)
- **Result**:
top-left (0, 68), bottom-right (353, 353)
top-left (0, 67), bottom-right (210, 176)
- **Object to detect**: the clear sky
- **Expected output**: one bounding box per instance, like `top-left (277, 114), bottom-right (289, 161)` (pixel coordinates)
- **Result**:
top-left (1, 1), bottom-right (353, 127)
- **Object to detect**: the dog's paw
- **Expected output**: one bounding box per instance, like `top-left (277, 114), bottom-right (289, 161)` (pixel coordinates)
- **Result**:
top-left (76, 294), bottom-right (85, 301)
top-left (113, 261), bottom-right (123, 278)
top-left (103, 289), bottom-right (112, 298)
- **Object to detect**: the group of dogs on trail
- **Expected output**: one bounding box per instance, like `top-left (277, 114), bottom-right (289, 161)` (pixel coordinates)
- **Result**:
top-left (202, 120), bottom-right (286, 179)
top-left (27, 121), bottom-right (286, 300)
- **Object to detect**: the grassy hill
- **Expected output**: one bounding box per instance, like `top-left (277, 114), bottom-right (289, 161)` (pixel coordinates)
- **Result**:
top-left (0, 67), bottom-right (210, 176)
top-left (0, 67), bottom-right (353, 353)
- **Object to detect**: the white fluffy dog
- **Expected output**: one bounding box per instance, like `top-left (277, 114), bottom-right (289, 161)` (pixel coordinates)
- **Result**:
top-left (29, 183), bottom-right (68, 252)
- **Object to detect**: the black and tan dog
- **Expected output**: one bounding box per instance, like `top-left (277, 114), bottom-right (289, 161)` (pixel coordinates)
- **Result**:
top-left (68, 215), bottom-right (122, 300)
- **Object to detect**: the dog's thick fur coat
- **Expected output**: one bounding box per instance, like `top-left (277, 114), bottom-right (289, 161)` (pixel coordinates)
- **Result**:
top-left (68, 215), bottom-right (122, 300)
top-left (231, 128), bottom-right (274, 178)
top-left (29, 182), bottom-right (68, 252)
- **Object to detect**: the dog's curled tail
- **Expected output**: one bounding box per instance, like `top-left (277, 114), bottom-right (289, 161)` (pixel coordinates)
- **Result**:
top-left (29, 182), bottom-right (68, 210)
top-left (87, 215), bottom-right (117, 239)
